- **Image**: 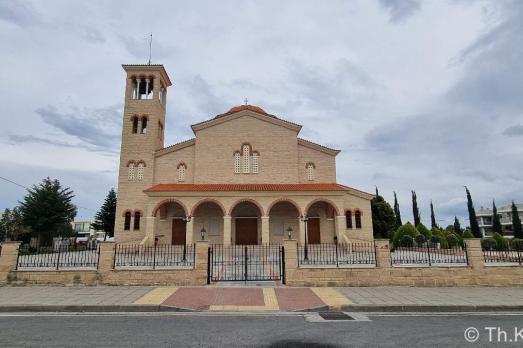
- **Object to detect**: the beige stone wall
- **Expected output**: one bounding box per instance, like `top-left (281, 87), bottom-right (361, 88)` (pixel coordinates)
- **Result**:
top-left (297, 144), bottom-right (336, 183)
top-left (154, 144), bottom-right (195, 184)
top-left (193, 114), bottom-right (300, 184)
top-left (342, 194), bottom-right (374, 241)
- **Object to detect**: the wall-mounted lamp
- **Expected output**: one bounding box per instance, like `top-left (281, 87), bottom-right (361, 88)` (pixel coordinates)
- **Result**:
top-left (286, 226), bottom-right (293, 240)
top-left (200, 227), bottom-right (206, 241)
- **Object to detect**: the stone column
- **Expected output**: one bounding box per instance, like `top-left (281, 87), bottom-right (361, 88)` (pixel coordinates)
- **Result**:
top-left (136, 78), bottom-right (142, 99)
top-left (464, 239), bottom-right (484, 270)
top-left (186, 218), bottom-right (194, 245)
top-left (0, 241), bottom-right (22, 278)
top-left (283, 239), bottom-right (298, 284)
top-left (98, 241), bottom-right (115, 274)
top-left (261, 216), bottom-right (270, 245)
top-left (298, 219), bottom-right (305, 245)
top-left (223, 216), bottom-right (232, 246)
top-left (374, 239), bottom-right (392, 269)
top-left (145, 216), bottom-right (156, 244)
top-left (195, 240), bottom-right (209, 285)
top-left (335, 215), bottom-right (345, 241)
top-left (145, 78), bottom-right (150, 99)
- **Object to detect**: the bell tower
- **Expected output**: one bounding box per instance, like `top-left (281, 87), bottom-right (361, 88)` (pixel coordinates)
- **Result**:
top-left (114, 64), bottom-right (172, 242)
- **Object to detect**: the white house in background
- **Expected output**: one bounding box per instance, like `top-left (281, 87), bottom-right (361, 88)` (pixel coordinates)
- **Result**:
top-left (72, 218), bottom-right (107, 242)
top-left (476, 203), bottom-right (523, 238)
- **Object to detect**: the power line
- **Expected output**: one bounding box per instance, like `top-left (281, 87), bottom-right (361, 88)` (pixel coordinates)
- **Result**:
top-left (0, 176), bottom-right (96, 212)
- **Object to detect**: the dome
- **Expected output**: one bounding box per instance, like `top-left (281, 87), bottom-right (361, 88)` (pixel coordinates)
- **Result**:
top-left (226, 105), bottom-right (267, 115)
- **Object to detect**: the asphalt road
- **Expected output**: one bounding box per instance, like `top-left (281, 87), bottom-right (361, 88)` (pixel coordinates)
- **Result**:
top-left (1, 312), bottom-right (523, 347)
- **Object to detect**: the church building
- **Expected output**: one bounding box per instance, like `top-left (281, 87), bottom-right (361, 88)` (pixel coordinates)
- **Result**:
top-left (114, 64), bottom-right (374, 245)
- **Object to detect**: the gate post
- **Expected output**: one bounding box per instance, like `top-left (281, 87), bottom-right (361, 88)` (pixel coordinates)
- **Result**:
top-left (0, 241), bottom-right (22, 284)
top-left (195, 240), bottom-right (209, 285)
top-left (283, 239), bottom-right (297, 284)
top-left (374, 239), bottom-right (391, 269)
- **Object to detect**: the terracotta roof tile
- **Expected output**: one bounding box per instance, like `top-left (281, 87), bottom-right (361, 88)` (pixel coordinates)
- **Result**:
top-left (144, 183), bottom-right (349, 193)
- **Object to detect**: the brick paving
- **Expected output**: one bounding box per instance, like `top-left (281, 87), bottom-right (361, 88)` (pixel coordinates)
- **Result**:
top-left (1, 286), bottom-right (523, 312)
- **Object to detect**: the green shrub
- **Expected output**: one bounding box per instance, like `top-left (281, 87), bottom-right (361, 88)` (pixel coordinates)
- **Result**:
top-left (417, 224), bottom-right (432, 240)
top-left (493, 232), bottom-right (508, 250)
top-left (400, 235), bottom-right (414, 247)
top-left (511, 238), bottom-right (523, 251)
top-left (430, 229), bottom-right (449, 248)
top-left (481, 238), bottom-right (496, 250)
top-left (446, 234), bottom-right (459, 247)
top-left (393, 223), bottom-right (420, 247)
top-left (462, 229), bottom-right (474, 239)
top-left (414, 234), bottom-right (426, 245)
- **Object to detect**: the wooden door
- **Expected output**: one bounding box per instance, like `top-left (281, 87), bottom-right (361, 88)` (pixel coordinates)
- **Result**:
top-left (307, 218), bottom-right (321, 244)
top-left (172, 219), bottom-right (186, 245)
top-left (235, 218), bottom-right (258, 245)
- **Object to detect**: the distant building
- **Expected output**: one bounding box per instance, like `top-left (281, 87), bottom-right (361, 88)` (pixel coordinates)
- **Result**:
top-left (72, 218), bottom-right (106, 241)
top-left (477, 203), bottom-right (523, 238)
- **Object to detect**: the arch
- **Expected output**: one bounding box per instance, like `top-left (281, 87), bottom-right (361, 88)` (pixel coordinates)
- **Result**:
top-left (354, 208), bottom-right (363, 216)
top-left (121, 209), bottom-right (132, 217)
top-left (136, 160), bottom-right (146, 167)
top-left (267, 198), bottom-right (302, 217)
top-left (176, 162), bottom-right (187, 169)
top-left (305, 162), bottom-right (316, 169)
top-left (191, 198), bottom-right (227, 216)
top-left (126, 160), bottom-right (136, 167)
top-left (151, 198), bottom-right (188, 217)
top-left (133, 209), bottom-right (144, 216)
top-left (240, 143), bottom-right (253, 155)
top-left (304, 198), bottom-right (341, 216)
top-left (228, 198), bottom-right (264, 217)
top-left (140, 115), bottom-right (149, 120)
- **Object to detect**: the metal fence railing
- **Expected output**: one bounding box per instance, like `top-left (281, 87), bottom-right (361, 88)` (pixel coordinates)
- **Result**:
top-left (391, 244), bottom-right (468, 267)
top-left (483, 246), bottom-right (522, 265)
top-left (298, 242), bottom-right (376, 267)
top-left (16, 244), bottom-right (100, 270)
top-left (114, 244), bottom-right (194, 269)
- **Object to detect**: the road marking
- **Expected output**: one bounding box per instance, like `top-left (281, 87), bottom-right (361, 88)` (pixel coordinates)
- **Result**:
top-left (209, 288), bottom-right (280, 311)
top-left (133, 287), bottom-right (178, 305)
top-left (311, 288), bottom-right (352, 310)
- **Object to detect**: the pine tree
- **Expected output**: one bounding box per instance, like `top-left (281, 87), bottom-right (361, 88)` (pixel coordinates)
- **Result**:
top-left (19, 177), bottom-right (77, 246)
top-left (430, 201), bottom-right (438, 229)
top-left (393, 191), bottom-right (402, 227)
top-left (412, 190), bottom-right (421, 226)
top-left (492, 200), bottom-right (502, 234)
top-left (465, 186), bottom-right (481, 238)
top-left (453, 216), bottom-right (462, 235)
top-left (0, 208), bottom-right (11, 242)
top-left (91, 188), bottom-right (117, 240)
top-left (511, 201), bottom-right (523, 239)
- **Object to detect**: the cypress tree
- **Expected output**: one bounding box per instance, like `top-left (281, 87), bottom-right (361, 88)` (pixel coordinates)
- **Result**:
top-left (430, 201), bottom-right (438, 229)
top-left (465, 186), bottom-right (481, 238)
top-left (453, 216), bottom-right (462, 235)
top-left (393, 191), bottom-right (402, 228)
top-left (492, 200), bottom-right (502, 234)
top-left (411, 190), bottom-right (421, 226)
top-left (511, 201), bottom-right (523, 239)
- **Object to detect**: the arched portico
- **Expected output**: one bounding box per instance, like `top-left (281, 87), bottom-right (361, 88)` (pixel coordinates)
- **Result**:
top-left (152, 200), bottom-right (189, 245)
top-left (230, 200), bottom-right (262, 245)
top-left (305, 199), bottom-right (340, 244)
top-left (192, 200), bottom-right (225, 244)
top-left (268, 199), bottom-right (301, 244)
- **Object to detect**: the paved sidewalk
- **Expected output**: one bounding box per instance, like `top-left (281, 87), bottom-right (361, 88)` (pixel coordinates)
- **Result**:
top-left (0, 286), bottom-right (523, 312)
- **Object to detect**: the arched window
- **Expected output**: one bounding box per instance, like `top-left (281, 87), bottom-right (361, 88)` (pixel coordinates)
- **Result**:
top-left (177, 163), bottom-right (186, 182)
top-left (133, 212), bottom-right (141, 230)
top-left (132, 116), bottom-right (139, 134)
top-left (242, 144), bottom-right (250, 173)
top-left (141, 117), bottom-right (148, 134)
top-left (252, 152), bottom-right (259, 174)
top-left (124, 212), bottom-right (131, 230)
top-left (136, 163), bottom-right (144, 181)
top-left (127, 163), bottom-right (135, 181)
top-left (346, 210), bottom-right (353, 229)
top-left (234, 152), bottom-right (241, 174)
top-left (307, 163), bottom-right (315, 181)
top-left (355, 210), bottom-right (362, 229)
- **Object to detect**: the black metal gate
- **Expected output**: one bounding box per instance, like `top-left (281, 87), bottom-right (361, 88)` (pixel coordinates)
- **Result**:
top-left (208, 244), bottom-right (284, 283)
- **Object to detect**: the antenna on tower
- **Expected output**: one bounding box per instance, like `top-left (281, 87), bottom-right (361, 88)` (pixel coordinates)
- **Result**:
top-left (148, 33), bottom-right (153, 65)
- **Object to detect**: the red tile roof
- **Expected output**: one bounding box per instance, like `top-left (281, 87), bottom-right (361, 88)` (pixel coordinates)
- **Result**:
top-left (226, 105), bottom-right (267, 115)
top-left (144, 183), bottom-right (350, 193)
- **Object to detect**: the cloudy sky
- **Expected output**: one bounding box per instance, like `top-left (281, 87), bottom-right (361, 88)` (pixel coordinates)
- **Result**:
top-left (0, 0), bottom-right (521, 226)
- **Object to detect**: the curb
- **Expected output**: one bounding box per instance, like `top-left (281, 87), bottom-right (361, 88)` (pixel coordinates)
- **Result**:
top-left (1, 304), bottom-right (523, 313)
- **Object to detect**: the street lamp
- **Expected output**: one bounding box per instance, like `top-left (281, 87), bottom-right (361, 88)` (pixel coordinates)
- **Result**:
top-left (300, 215), bottom-right (309, 260)
top-left (286, 226), bottom-right (293, 240)
top-left (200, 226), bottom-right (206, 241)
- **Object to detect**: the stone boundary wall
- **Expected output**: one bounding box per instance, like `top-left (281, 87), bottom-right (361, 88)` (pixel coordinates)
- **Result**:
top-left (1, 239), bottom-right (523, 287)
top-left (0, 241), bottom-right (208, 286)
